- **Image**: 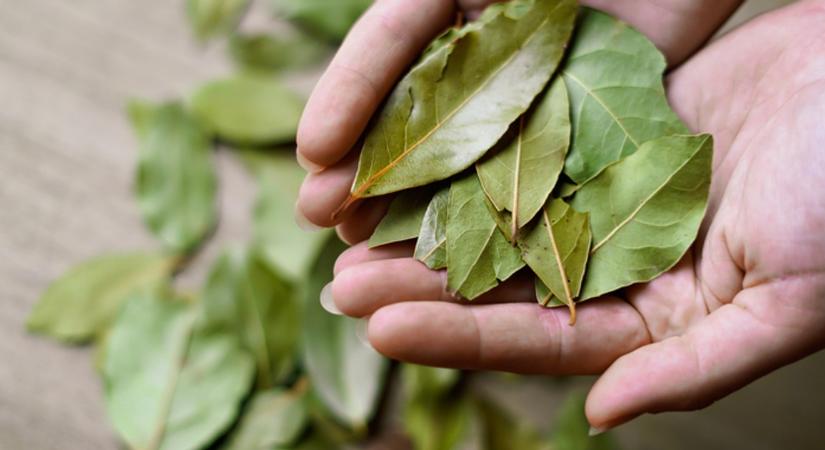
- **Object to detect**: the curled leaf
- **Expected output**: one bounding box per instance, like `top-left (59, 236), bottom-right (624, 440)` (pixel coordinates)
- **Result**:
top-left (414, 187), bottom-right (450, 270)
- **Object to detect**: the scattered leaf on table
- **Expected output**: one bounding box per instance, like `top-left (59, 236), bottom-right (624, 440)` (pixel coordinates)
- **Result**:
top-left (346, 0), bottom-right (577, 205)
top-left (203, 246), bottom-right (299, 388)
top-left (301, 235), bottom-right (389, 428)
top-left (369, 188), bottom-right (434, 248)
top-left (104, 292), bottom-right (254, 450)
top-left (403, 365), bottom-right (471, 450)
top-left (127, 99), bottom-right (157, 140)
top-left (223, 383), bottom-right (309, 450)
top-left (229, 32), bottom-right (330, 73)
top-left (561, 8), bottom-right (688, 184)
top-left (446, 175), bottom-right (525, 299)
top-left (414, 187), bottom-right (450, 269)
top-left (243, 149), bottom-right (333, 280)
top-left (190, 74), bottom-right (304, 145)
top-left (572, 134), bottom-right (713, 300)
top-left (27, 252), bottom-right (176, 343)
top-left (552, 392), bottom-right (618, 450)
top-left (518, 199), bottom-right (590, 322)
top-left (477, 77), bottom-right (571, 238)
top-left (271, 0), bottom-right (371, 42)
top-left (186, 0), bottom-right (249, 40)
top-left (134, 102), bottom-right (217, 253)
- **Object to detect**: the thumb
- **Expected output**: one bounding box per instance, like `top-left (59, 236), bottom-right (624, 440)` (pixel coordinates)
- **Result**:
top-left (585, 283), bottom-right (825, 431)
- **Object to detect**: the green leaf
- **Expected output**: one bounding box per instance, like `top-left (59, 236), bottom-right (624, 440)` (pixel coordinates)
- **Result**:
top-left (572, 134), bottom-right (713, 300)
top-left (104, 292), bottom-right (254, 450)
top-left (244, 149), bottom-right (333, 281)
top-left (186, 0), bottom-right (249, 40)
top-left (552, 392), bottom-right (618, 450)
top-left (127, 99), bottom-right (157, 140)
top-left (518, 199), bottom-right (590, 322)
top-left (134, 101), bottom-right (217, 253)
top-left (347, 0), bottom-right (577, 204)
top-left (446, 175), bottom-right (524, 299)
top-left (369, 188), bottom-right (434, 248)
top-left (223, 383), bottom-right (309, 449)
top-left (561, 9), bottom-right (688, 184)
top-left (27, 252), bottom-right (175, 343)
top-left (189, 74), bottom-right (304, 145)
top-left (478, 397), bottom-right (553, 450)
top-left (229, 32), bottom-right (330, 73)
top-left (272, 0), bottom-right (371, 42)
top-left (402, 365), bottom-right (470, 450)
top-left (477, 76), bottom-right (571, 237)
top-left (414, 187), bottom-right (450, 269)
top-left (301, 235), bottom-right (389, 428)
top-left (203, 246), bottom-right (299, 388)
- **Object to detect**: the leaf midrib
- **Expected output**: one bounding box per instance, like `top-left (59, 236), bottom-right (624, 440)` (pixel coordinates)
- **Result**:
top-left (562, 70), bottom-right (641, 148)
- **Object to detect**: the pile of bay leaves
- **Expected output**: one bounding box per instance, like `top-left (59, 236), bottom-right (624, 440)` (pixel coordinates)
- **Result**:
top-left (25, 0), bottom-right (618, 449)
top-left (363, 0), bottom-right (712, 323)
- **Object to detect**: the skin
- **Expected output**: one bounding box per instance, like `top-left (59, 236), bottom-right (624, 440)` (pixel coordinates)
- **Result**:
top-left (296, 0), bottom-right (825, 431)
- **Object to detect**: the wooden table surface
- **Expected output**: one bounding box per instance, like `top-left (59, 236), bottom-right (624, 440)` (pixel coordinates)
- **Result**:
top-left (1, 1), bottom-right (822, 449)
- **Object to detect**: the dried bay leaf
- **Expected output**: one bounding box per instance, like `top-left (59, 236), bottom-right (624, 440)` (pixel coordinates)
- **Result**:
top-left (203, 247), bottom-right (299, 388)
top-left (518, 199), bottom-right (590, 323)
top-left (190, 74), bottom-right (304, 145)
top-left (369, 188), bottom-right (435, 248)
top-left (222, 383), bottom-right (309, 450)
top-left (447, 175), bottom-right (524, 299)
top-left (414, 187), bottom-right (450, 269)
top-left (301, 235), bottom-right (389, 428)
top-left (187, 0), bottom-right (249, 40)
top-left (272, 0), bottom-right (372, 42)
top-left (27, 252), bottom-right (176, 343)
top-left (572, 134), bottom-right (713, 300)
top-left (344, 0), bottom-right (577, 207)
top-left (134, 102), bottom-right (217, 253)
top-left (477, 77), bottom-right (571, 239)
top-left (561, 9), bottom-right (688, 184)
top-left (104, 292), bottom-right (254, 450)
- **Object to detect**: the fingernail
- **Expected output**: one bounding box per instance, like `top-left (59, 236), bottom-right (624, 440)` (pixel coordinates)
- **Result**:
top-left (296, 152), bottom-right (325, 173)
top-left (355, 317), bottom-right (372, 349)
top-left (319, 282), bottom-right (342, 315)
top-left (294, 202), bottom-right (323, 232)
top-left (588, 426), bottom-right (608, 437)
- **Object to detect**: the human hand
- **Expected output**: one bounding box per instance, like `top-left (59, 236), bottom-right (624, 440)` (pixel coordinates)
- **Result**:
top-left (298, 0), bottom-right (825, 432)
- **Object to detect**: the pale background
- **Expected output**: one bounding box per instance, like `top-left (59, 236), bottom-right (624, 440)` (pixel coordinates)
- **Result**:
top-left (1, 0), bottom-right (821, 449)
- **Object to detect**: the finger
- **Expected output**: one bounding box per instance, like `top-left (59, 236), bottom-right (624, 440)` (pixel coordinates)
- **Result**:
top-left (367, 299), bottom-right (651, 374)
top-left (333, 258), bottom-right (536, 317)
top-left (297, 0), bottom-right (456, 167)
top-left (336, 196), bottom-right (393, 245)
top-left (296, 152), bottom-right (360, 227)
top-left (586, 281), bottom-right (825, 431)
top-left (334, 241), bottom-right (414, 275)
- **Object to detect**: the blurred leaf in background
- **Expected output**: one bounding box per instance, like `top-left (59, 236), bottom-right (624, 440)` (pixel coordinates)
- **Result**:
top-left (271, 0), bottom-right (372, 42)
top-left (230, 31), bottom-right (331, 73)
top-left (553, 393), bottom-right (618, 450)
top-left (103, 291), bottom-right (255, 450)
top-left (222, 382), bottom-right (310, 449)
top-left (26, 252), bottom-right (176, 343)
top-left (403, 365), bottom-right (473, 450)
top-left (187, 0), bottom-right (250, 40)
top-left (133, 101), bottom-right (217, 253)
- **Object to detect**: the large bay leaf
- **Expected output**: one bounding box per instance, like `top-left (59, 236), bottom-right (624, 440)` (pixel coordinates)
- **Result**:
top-left (346, 0), bottom-right (577, 205)
top-left (243, 149), bottom-right (332, 280)
top-left (301, 235), bottom-right (389, 428)
top-left (104, 292), bottom-right (254, 450)
top-left (572, 134), bottom-right (713, 299)
top-left (402, 365), bottom-right (470, 450)
top-left (477, 77), bottom-right (571, 237)
top-left (190, 74), bottom-right (304, 145)
top-left (203, 247), bottom-right (299, 388)
top-left (561, 9), bottom-right (688, 184)
top-left (229, 32), bottom-right (329, 73)
top-left (272, 0), bottom-right (371, 42)
top-left (446, 175), bottom-right (524, 299)
top-left (368, 188), bottom-right (434, 248)
top-left (518, 199), bottom-right (590, 323)
top-left (414, 187), bottom-right (450, 269)
top-left (222, 384), bottom-right (309, 449)
top-left (186, 0), bottom-right (248, 40)
top-left (27, 252), bottom-right (175, 343)
top-left (134, 102), bottom-right (217, 253)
